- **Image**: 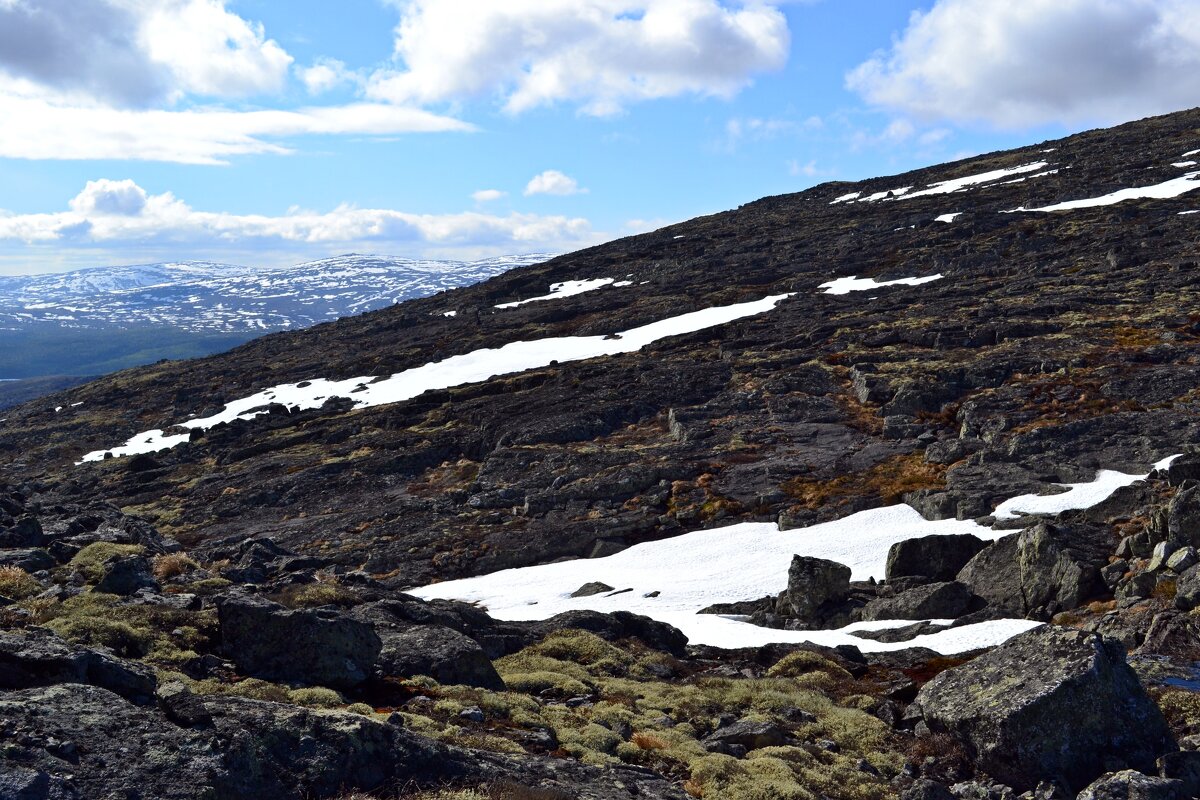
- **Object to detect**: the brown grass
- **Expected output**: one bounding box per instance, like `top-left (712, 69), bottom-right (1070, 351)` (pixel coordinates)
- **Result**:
top-left (781, 453), bottom-right (946, 510)
top-left (631, 732), bottom-right (670, 750)
top-left (152, 553), bottom-right (198, 580)
top-left (0, 566), bottom-right (41, 600)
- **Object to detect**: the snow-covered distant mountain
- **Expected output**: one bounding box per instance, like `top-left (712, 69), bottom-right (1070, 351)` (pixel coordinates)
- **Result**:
top-left (0, 253), bottom-right (554, 334)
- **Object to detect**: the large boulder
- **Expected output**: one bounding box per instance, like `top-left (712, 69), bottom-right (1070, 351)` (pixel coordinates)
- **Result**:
top-left (784, 555), bottom-right (851, 621)
top-left (1075, 770), bottom-right (1186, 800)
top-left (1167, 485), bottom-right (1200, 546)
top-left (352, 601), bottom-right (504, 689)
top-left (0, 627), bottom-right (156, 704)
top-left (885, 534), bottom-right (988, 582)
top-left (957, 522), bottom-right (1106, 618)
top-left (217, 593), bottom-right (381, 689)
top-left (912, 626), bottom-right (1173, 793)
top-left (861, 581), bottom-right (974, 621)
top-left (94, 553), bottom-right (159, 596)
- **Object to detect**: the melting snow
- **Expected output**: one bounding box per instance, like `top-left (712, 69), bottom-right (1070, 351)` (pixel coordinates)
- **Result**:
top-left (495, 278), bottom-right (617, 308)
top-left (1010, 171), bottom-right (1200, 212)
top-left (1173, 161), bottom-right (1198, 168)
top-left (819, 274), bottom-right (943, 295)
top-left (442, 311), bottom-right (457, 317)
top-left (79, 293), bottom-right (795, 463)
top-left (934, 213), bottom-right (962, 223)
top-left (901, 162), bottom-right (1049, 200)
top-left (830, 192), bottom-right (861, 204)
top-left (412, 504), bottom-right (1035, 652)
top-left (993, 455), bottom-right (1180, 519)
top-left (1184, 149), bottom-right (1200, 157)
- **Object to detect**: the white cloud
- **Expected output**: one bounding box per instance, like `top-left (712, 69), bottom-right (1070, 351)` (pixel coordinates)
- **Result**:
top-left (368, 0), bottom-right (790, 116)
top-left (0, 179), bottom-right (602, 257)
top-left (0, 0), bottom-right (291, 105)
top-left (298, 58), bottom-right (358, 95)
top-left (0, 95), bottom-right (473, 164)
top-left (847, 0), bottom-right (1200, 128)
top-left (524, 170), bottom-right (586, 196)
top-left (472, 189), bottom-right (507, 202)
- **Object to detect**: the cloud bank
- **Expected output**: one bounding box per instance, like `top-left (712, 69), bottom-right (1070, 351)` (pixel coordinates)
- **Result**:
top-left (847, 0), bottom-right (1200, 128)
top-left (369, 0), bottom-right (790, 116)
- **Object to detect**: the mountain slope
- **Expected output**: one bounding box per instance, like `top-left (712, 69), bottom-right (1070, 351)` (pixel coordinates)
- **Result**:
top-left (0, 253), bottom-right (552, 380)
top-left (1, 108), bottom-right (1200, 798)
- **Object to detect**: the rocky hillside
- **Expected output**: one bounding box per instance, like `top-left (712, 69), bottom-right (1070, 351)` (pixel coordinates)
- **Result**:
top-left (1, 109), bottom-right (1199, 799)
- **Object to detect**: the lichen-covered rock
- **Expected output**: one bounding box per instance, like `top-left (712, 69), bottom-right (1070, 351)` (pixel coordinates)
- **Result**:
top-left (94, 553), bottom-right (159, 595)
top-left (217, 592), bottom-right (381, 689)
top-left (1075, 770), bottom-right (1186, 800)
top-left (886, 534), bottom-right (988, 582)
top-left (0, 627), bottom-right (155, 704)
top-left (912, 626), bottom-right (1173, 792)
top-left (376, 623), bottom-right (504, 689)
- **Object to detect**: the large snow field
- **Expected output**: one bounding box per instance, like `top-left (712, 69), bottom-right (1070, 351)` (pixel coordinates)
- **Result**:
top-left (413, 457), bottom-right (1176, 653)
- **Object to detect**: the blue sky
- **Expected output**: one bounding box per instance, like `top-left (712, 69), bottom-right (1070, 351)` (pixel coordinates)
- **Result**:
top-left (0, 0), bottom-right (1197, 274)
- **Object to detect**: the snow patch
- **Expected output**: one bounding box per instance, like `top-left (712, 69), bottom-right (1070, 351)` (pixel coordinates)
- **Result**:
top-left (993, 455), bottom-right (1181, 519)
top-left (79, 293), bottom-right (795, 463)
top-left (495, 278), bottom-right (615, 308)
top-left (819, 274), bottom-right (943, 295)
top-left (1173, 161), bottom-right (1197, 168)
top-left (1010, 171), bottom-right (1200, 212)
top-left (830, 192), bottom-right (861, 204)
top-left (413, 504), bottom-right (1024, 652)
top-left (901, 162), bottom-right (1049, 200)
top-left (934, 213), bottom-right (961, 223)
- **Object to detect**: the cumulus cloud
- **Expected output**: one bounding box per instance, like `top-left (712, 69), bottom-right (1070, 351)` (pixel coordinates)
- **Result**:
top-left (525, 170), bottom-right (586, 197)
top-left (368, 0), bottom-right (790, 116)
top-left (847, 0), bottom-right (1200, 128)
top-left (298, 58), bottom-right (358, 95)
top-left (0, 179), bottom-right (602, 257)
top-left (472, 189), bottom-right (507, 202)
top-left (0, 0), bottom-right (291, 106)
top-left (0, 96), bottom-right (473, 164)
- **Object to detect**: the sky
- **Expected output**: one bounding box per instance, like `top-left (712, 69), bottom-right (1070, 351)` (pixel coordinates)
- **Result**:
top-left (0, 0), bottom-right (1198, 275)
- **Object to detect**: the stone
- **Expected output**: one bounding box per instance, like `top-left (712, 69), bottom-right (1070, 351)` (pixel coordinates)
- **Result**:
top-left (1157, 751), bottom-right (1200, 799)
top-left (861, 581), bottom-right (974, 621)
top-left (912, 626), bottom-right (1173, 793)
top-left (1101, 560), bottom-right (1129, 590)
top-left (784, 555), bottom-right (851, 620)
top-left (217, 592), bottom-right (381, 689)
top-left (901, 779), bottom-right (955, 800)
top-left (0, 627), bottom-right (156, 704)
top-left (1165, 546), bottom-right (1197, 574)
top-left (94, 553), bottom-right (159, 595)
top-left (1147, 541), bottom-right (1180, 573)
top-left (1174, 564), bottom-right (1200, 611)
top-left (1075, 770), bottom-right (1186, 800)
top-left (702, 720), bottom-right (789, 752)
top-left (0, 515), bottom-right (44, 548)
top-left (0, 548), bottom-right (54, 572)
top-left (1167, 485), bottom-right (1200, 547)
top-left (570, 581), bottom-right (615, 597)
top-left (374, 624), bottom-right (504, 690)
top-left (885, 533), bottom-right (988, 582)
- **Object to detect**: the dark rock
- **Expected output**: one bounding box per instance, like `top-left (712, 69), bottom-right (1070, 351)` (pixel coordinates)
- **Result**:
top-left (1137, 611), bottom-right (1200, 662)
top-left (374, 624), bottom-right (504, 690)
top-left (1167, 486), bottom-right (1200, 547)
top-left (1173, 564), bottom-right (1200, 611)
top-left (570, 581), bottom-right (615, 597)
top-left (912, 626), bottom-right (1173, 792)
top-left (94, 554), bottom-right (159, 596)
top-left (1147, 541), bottom-right (1180, 573)
top-left (1165, 547), bottom-right (1197, 574)
top-left (0, 627), bottom-right (156, 704)
top-left (1157, 751), bottom-right (1200, 798)
top-left (0, 515), bottom-right (44, 548)
top-left (703, 719), bottom-right (788, 751)
top-left (217, 592), bottom-right (381, 689)
top-left (529, 609), bottom-right (689, 656)
top-left (784, 555), bottom-right (851, 620)
top-left (1166, 455), bottom-right (1200, 487)
top-left (0, 548), bottom-right (54, 572)
top-left (901, 779), bottom-right (955, 800)
top-left (1075, 770), bottom-right (1186, 800)
top-left (886, 534), bottom-right (988, 582)
top-left (862, 582), bottom-right (973, 621)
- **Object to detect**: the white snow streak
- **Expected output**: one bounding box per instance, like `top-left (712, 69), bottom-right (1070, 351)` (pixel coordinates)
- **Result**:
top-left (1011, 171), bottom-right (1200, 212)
top-left (901, 162), bottom-right (1049, 200)
top-left (993, 455), bottom-right (1180, 519)
top-left (934, 213), bottom-right (961, 223)
top-left (495, 278), bottom-right (617, 308)
top-left (819, 274), bottom-right (943, 295)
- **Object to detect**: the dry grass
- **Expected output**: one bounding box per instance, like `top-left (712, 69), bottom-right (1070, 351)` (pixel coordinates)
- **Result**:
top-left (631, 732), bottom-right (670, 750)
top-left (0, 566), bottom-right (41, 600)
top-left (781, 454), bottom-right (946, 510)
top-left (152, 553), bottom-right (198, 580)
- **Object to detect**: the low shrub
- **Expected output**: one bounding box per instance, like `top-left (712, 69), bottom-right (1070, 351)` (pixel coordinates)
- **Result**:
top-left (69, 543), bottom-right (145, 583)
top-left (0, 566), bottom-right (41, 600)
top-left (152, 553), bottom-right (198, 580)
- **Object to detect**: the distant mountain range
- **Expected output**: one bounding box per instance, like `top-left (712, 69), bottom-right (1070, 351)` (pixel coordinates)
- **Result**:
top-left (0, 253), bottom-right (553, 400)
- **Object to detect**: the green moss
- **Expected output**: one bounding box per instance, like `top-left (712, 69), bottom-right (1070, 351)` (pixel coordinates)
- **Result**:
top-left (526, 629), bottom-right (632, 670)
top-left (68, 543), bottom-right (144, 583)
top-left (501, 671), bottom-right (591, 697)
top-left (766, 651), bottom-right (852, 681)
top-left (46, 615), bottom-right (153, 657)
top-left (345, 703), bottom-right (375, 716)
top-left (288, 687), bottom-right (346, 708)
